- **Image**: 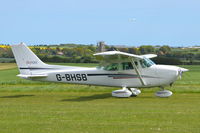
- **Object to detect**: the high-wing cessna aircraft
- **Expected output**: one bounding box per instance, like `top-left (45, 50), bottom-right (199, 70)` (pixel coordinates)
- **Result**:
top-left (11, 43), bottom-right (188, 98)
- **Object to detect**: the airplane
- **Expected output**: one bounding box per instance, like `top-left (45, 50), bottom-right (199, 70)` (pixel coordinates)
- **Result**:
top-left (11, 43), bottom-right (188, 98)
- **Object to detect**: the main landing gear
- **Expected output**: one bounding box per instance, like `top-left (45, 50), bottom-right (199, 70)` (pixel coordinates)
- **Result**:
top-left (155, 87), bottom-right (173, 98)
top-left (112, 87), bottom-right (141, 98)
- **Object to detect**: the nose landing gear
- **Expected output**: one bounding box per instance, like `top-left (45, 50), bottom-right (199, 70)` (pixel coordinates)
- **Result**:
top-left (155, 87), bottom-right (173, 98)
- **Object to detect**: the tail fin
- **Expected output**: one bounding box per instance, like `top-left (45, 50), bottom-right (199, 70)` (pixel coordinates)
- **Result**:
top-left (11, 43), bottom-right (47, 74)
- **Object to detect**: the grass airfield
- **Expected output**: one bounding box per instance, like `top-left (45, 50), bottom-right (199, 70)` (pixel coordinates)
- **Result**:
top-left (0, 63), bottom-right (200, 133)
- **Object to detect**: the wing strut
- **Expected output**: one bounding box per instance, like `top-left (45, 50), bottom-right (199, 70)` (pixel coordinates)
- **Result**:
top-left (131, 59), bottom-right (146, 86)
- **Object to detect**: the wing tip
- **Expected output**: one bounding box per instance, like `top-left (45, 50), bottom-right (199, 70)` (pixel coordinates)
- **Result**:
top-left (11, 42), bottom-right (26, 47)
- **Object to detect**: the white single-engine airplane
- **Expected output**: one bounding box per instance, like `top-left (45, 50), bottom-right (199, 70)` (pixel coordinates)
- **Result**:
top-left (11, 43), bottom-right (188, 98)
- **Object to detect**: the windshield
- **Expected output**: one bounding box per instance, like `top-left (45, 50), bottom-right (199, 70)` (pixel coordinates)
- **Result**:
top-left (140, 58), bottom-right (155, 68)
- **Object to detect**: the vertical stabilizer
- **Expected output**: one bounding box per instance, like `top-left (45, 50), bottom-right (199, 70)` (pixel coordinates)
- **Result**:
top-left (11, 43), bottom-right (47, 74)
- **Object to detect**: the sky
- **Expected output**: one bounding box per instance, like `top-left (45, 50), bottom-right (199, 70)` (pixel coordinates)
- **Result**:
top-left (0, 0), bottom-right (200, 46)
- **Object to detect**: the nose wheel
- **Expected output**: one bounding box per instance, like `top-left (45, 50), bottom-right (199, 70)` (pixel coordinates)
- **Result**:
top-left (155, 87), bottom-right (173, 98)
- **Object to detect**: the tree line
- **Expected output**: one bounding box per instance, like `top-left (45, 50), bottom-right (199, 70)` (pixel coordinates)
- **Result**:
top-left (0, 44), bottom-right (200, 65)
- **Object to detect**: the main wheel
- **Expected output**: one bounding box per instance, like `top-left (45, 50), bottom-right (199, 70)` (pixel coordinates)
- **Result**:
top-left (130, 88), bottom-right (141, 96)
top-left (112, 87), bottom-right (132, 98)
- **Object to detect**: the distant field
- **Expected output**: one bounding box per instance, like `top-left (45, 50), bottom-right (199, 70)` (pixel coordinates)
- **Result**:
top-left (0, 63), bottom-right (17, 70)
top-left (0, 63), bottom-right (200, 133)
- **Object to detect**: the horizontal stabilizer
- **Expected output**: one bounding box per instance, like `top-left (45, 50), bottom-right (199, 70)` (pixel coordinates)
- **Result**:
top-left (17, 74), bottom-right (47, 78)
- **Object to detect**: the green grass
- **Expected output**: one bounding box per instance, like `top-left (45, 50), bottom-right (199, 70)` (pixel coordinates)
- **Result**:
top-left (0, 63), bottom-right (200, 133)
top-left (0, 92), bottom-right (200, 133)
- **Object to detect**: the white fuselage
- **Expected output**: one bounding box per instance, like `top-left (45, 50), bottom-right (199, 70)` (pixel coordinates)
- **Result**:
top-left (11, 43), bottom-right (188, 94)
top-left (25, 64), bottom-right (180, 88)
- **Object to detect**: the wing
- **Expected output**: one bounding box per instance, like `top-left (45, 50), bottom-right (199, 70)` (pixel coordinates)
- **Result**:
top-left (94, 51), bottom-right (143, 59)
top-left (94, 51), bottom-right (144, 65)
top-left (94, 51), bottom-right (157, 60)
top-left (142, 54), bottom-right (157, 58)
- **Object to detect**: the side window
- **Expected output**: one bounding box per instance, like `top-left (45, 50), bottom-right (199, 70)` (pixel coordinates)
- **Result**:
top-left (134, 61), bottom-right (138, 66)
top-left (122, 62), bottom-right (134, 70)
top-left (104, 63), bottom-right (119, 71)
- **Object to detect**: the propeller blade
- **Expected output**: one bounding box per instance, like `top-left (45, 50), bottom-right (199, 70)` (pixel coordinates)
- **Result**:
top-left (178, 67), bottom-right (188, 79)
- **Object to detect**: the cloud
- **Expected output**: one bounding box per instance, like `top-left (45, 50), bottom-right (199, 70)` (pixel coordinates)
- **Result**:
top-left (129, 18), bottom-right (137, 22)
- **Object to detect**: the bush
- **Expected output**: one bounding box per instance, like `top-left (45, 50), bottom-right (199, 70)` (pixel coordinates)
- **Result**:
top-left (152, 56), bottom-right (181, 65)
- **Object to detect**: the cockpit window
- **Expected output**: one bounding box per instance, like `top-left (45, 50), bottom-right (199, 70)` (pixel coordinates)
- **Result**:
top-left (103, 62), bottom-right (135, 71)
top-left (99, 59), bottom-right (154, 70)
top-left (122, 62), bottom-right (133, 70)
top-left (140, 58), bottom-right (155, 68)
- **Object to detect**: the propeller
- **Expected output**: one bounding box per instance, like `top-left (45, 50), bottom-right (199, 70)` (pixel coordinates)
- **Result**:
top-left (178, 67), bottom-right (188, 79)
top-left (178, 69), bottom-right (183, 79)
